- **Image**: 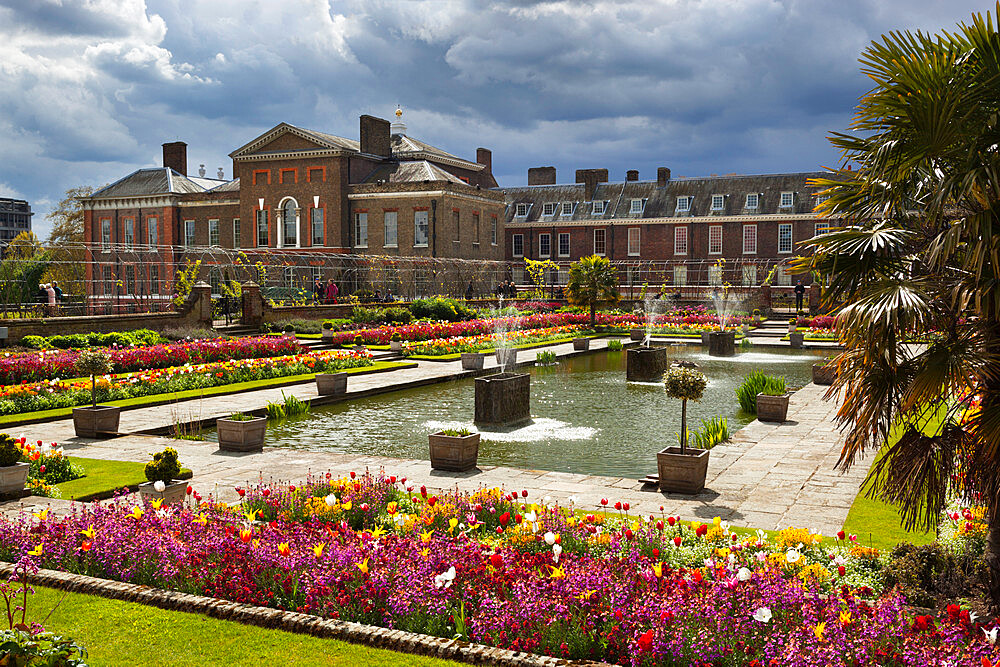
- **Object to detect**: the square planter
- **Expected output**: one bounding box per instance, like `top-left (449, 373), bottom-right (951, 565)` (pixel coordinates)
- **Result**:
top-left (138, 479), bottom-right (188, 505)
top-left (788, 322), bottom-right (797, 334)
top-left (495, 347), bottom-right (518, 370)
top-left (461, 352), bottom-right (486, 370)
top-left (475, 372), bottom-right (530, 427)
top-left (316, 372), bottom-right (348, 396)
top-left (656, 446), bottom-right (710, 494)
top-left (572, 337), bottom-right (590, 351)
top-left (629, 328), bottom-right (645, 342)
top-left (390, 340), bottom-right (403, 352)
top-left (701, 332), bottom-right (711, 345)
top-left (812, 361), bottom-right (836, 385)
top-left (756, 393), bottom-right (791, 422)
top-left (72, 405), bottom-right (121, 438)
top-left (708, 331), bottom-right (735, 356)
top-left (0, 462), bottom-right (29, 495)
top-left (789, 332), bottom-right (805, 348)
top-left (217, 416), bottom-right (267, 452)
top-left (626, 346), bottom-right (667, 382)
top-left (321, 329), bottom-right (334, 342)
top-left (428, 431), bottom-right (481, 472)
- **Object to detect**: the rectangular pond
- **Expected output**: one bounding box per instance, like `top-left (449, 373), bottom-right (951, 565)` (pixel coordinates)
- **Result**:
top-left (205, 346), bottom-right (831, 480)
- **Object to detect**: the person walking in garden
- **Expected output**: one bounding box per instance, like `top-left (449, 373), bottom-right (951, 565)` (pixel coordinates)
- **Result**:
top-left (794, 279), bottom-right (805, 313)
top-left (313, 280), bottom-right (323, 304)
top-left (325, 279), bottom-right (338, 304)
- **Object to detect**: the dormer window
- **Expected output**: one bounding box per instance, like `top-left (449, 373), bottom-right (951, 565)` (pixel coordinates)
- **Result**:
top-left (745, 193), bottom-right (759, 209)
top-left (676, 196), bottom-right (692, 212)
top-left (515, 203), bottom-right (530, 217)
top-left (561, 202), bottom-right (575, 216)
top-left (592, 200), bottom-right (607, 215)
top-left (711, 194), bottom-right (725, 211)
top-left (780, 192), bottom-right (794, 208)
top-left (630, 198), bottom-right (646, 215)
top-left (814, 195), bottom-right (829, 211)
top-left (542, 202), bottom-right (556, 216)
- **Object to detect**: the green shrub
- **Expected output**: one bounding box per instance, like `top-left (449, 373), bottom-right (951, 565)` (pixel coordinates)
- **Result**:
top-left (322, 321), bottom-right (334, 331)
top-left (411, 297), bottom-right (474, 322)
top-left (881, 542), bottom-right (979, 609)
top-left (736, 371), bottom-right (769, 413)
top-left (606, 339), bottom-right (624, 351)
top-left (692, 416), bottom-right (730, 449)
top-left (0, 434), bottom-right (21, 467)
top-left (354, 334), bottom-right (364, 346)
top-left (535, 350), bottom-right (557, 365)
top-left (762, 375), bottom-right (787, 396)
top-left (0, 629), bottom-right (88, 666)
top-left (440, 428), bottom-right (472, 437)
top-left (227, 412), bottom-right (255, 422)
top-left (382, 306), bottom-right (413, 324)
top-left (390, 332), bottom-right (402, 342)
top-left (20, 335), bottom-right (47, 349)
top-left (352, 306), bottom-right (384, 323)
top-left (144, 447), bottom-right (181, 483)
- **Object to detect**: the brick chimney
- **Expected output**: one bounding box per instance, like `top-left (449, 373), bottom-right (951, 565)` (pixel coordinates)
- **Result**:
top-left (657, 167), bottom-right (671, 187)
top-left (626, 170), bottom-right (639, 182)
top-left (476, 148), bottom-right (493, 174)
top-left (359, 115), bottom-right (391, 158)
top-left (528, 166), bottom-right (556, 185)
top-left (575, 168), bottom-right (609, 201)
top-left (162, 141), bottom-right (187, 176)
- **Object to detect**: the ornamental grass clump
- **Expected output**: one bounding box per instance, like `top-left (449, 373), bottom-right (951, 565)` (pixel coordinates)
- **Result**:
top-left (664, 367), bottom-right (707, 454)
top-left (74, 349), bottom-right (112, 409)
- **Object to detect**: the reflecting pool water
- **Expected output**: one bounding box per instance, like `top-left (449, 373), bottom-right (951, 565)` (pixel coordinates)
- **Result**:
top-left (207, 346), bottom-right (829, 480)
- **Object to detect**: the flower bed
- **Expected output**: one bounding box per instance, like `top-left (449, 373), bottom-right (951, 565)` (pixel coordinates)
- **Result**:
top-left (0, 473), bottom-right (993, 666)
top-left (797, 315), bottom-right (837, 329)
top-left (0, 335), bottom-right (303, 385)
top-left (402, 325), bottom-right (586, 356)
top-left (0, 349), bottom-right (372, 416)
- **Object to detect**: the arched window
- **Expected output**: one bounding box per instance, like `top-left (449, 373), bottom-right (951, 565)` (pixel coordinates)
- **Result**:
top-left (282, 199), bottom-right (298, 247)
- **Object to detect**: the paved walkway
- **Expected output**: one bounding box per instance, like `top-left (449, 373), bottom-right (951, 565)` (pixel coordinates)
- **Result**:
top-left (3, 339), bottom-right (866, 535)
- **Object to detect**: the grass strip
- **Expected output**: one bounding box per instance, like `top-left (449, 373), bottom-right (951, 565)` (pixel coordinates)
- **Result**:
top-left (405, 333), bottom-right (601, 361)
top-left (31, 585), bottom-right (461, 667)
top-left (53, 457), bottom-right (193, 502)
top-left (0, 361), bottom-right (415, 426)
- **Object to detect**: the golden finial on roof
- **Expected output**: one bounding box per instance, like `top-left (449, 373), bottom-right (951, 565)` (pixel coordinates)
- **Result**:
top-left (395, 106), bottom-right (403, 118)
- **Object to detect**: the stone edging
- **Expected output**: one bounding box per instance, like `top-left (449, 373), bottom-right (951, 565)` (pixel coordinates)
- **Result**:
top-left (0, 563), bottom-right (611, 667)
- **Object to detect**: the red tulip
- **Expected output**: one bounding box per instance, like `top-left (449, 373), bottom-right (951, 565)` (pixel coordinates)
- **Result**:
top-left (420, 485), bottom-right (427, 497)
top-left (696, 524), bottom-right (708, 537)
top-left (667, 516), bottom-right (676, 526)
top-left (521, 490), bottom-right (528, 498)
top-left (350, 471), bottom-right (356, 479)
top-left (624, 529), bottom-right (634, 540)
top-left (637, 629), bottom-right (654, 653)
top-left (838, 565), bottom-right (846, 577)
top-left (490, 553), bottom-right (503, 568)
top-left (600, 498), bottom-right (608, 506)
top-left (614, 502), bottom-right (622, 511)
top-left (236, 488), bottom-right (245, 497)
top-left (673, 536), bottom-right (682, 547)
top-left (495, 526), bottom-right (504, 534)
top-left (837, 530), bottom-right (845, 540)
top-left (623, 502), bottom-right (630, 511)
top-left (656, 520), bottom-right (664, 530)
top-left (262, 489), bottom-right (270, 497)
top-left (652, 548), bottom-right (659, 558)
top-left (186, 486), bottom-right (193, 495)
top-left (428, 496), bottom-right (437, 507)
top-left (289, 485), bottom-right (295, 492)
top-left (514, 513), bottom-right (523, 524)
top-left (389, 476), bottom-right (396, 484)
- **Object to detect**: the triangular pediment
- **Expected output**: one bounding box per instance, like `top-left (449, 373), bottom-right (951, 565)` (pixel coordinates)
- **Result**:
top-left (229, 123), bottom-right (360, 159)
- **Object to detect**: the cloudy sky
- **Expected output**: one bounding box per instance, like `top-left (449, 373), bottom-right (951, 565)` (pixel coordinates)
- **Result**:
top-left (0, 0), bottom-right (987, 238)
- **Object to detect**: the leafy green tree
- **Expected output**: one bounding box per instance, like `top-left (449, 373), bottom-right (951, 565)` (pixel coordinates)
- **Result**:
top-left (42, 186), bottom-right (93, 297)
top-left (0, 232), bottom-right (50, 310)
top-left (564, 254), bottom-right (620, 326)
top-left (796, 5), bottom-right (1000, 609)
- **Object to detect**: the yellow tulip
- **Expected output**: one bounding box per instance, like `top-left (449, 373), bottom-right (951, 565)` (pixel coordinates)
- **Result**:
top-left (244, 510), bottom-right (259, 523)
top-left (839, 610), bottom-right (852, 626)
top-left (80, 525), bottom-right (96, 539)
top-left (652, 562), bottom-right (663, 578)
top-left (150, 498), bottom-right (164, 510)
top-left (356, 558), bottom-right (369, 575)
top-left (27, 544), bottom-right (43, 557)
top-left (420, 548), bottom-right (429, 558)
top-left (713, 516), bottom-right (722, 526)
top-left (342, 501), bottom-right (352, 511)
top-left (277, 542), bottom-right (291, 557)
top-left (32, 508), bottom-right (49, 522)
top-left (312, 543), bottom-right (325, 557)
top-left (448, 518), bottom-right (459, 533)
top-left (813, 622), bottom-right (826, 641)
top-left (550, 565), bottom-right (565, 579)
top-left (370, 526), bottom-right (387, 539)
top-left (128, 507), bottom-right (143, 520)
top-left (420, 529), bottom-right (434, 544)
top-left (193, 514), bottom-right (208, 526)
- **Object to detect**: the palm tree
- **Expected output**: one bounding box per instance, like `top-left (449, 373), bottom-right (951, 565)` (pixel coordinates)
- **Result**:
top-left (565, 255), bottom-right (620, 326)
top-left (795, 5), bottom-right (1000, 609)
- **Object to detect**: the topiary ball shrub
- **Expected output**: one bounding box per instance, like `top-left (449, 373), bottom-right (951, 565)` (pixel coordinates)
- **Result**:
top-left (0, 434), bottom-right (22, 467)
top-left (664, 367), bottom-right (707, 401)
top-left (74, 349), bottom-right (112, 378)
top-left (354, 334), bottom-right (364, 346)
top-left (144, 447), bottom-right (181, 483)
top-left (390, 333), bottom-right (402, 342)
top-left (283, 324), bottom-right (296, 333)
top-left (322, 321), bottom-right (334, 331)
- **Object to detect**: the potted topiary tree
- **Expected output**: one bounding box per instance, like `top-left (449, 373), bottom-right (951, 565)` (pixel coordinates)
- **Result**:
top-left (657, 367), bottom-right (710, 493)
top-left (428, 427), bottom-right (481, 471)
top-left (390, 332), bottom-right (403, 352)
top-left (138, 447), bottom-right (187, 504)
top-left (756, 375), bottom-right (790, 422)
top-left (354, 334), bottom-right (366, 351)
top-left (216, 411), bottom-right (267, 452)
top-left (71, 349), bottom-right (121, 438)
top-left (0, 433), bottom-right (28, 496)
top-left (321, 321), bottom-right (334, 342)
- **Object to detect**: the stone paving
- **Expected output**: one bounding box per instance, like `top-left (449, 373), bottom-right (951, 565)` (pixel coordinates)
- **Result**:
top-left (2, 337), bottom-right (867, 536)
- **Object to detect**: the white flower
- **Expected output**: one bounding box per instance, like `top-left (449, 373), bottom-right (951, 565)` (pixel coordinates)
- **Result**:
top-left (985, 627), bottom-right (998, 645)
top-left (737, 567), bottom-right (752, 582)
top-left (524, 511), bottom-right (537, 523)
top-left (325, 494), bottom-right (337, 507)
top-left (433, 566), bottom-right (456, 589)
top-left (703, 558), bottom-right (715, 569)
top-left (543, 495), bottom-right (551, 504)
top-left (153, 480), bottom-right (166, 493)
top-left (568, 495), bottom-right (578, 505)
top-left (552, 544), bottom-right (562, 563)
top-left (833, 555), bottom-right (846, 566)
top-left (755, 550), bottom-right (767, 562)
top-left (544, 531), bottom-right (556, 546)
top-left (786, 549), bottom-right (801, 564)
top-left (753, 607), bottom-right (773, 623)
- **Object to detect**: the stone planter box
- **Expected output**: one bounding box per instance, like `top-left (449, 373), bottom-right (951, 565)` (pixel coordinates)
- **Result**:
top-left (629, 328), bottom-right (646, 342)
top-left (390, 340), bottom-right (403, 352)
top-left (656, 446), bottom-right (710, 494)
top-left (217, 416), bottom-right (267, 452)
top-left (475, 372), bottom-right (530, 427)
top-left (316, 372), bottom-right (348, 396)
top-left (355, 344), bottom-right (367, 352)
top-left (789, 332), bottom-right (805, 349)
top-left (321, 329), bottom-right (334, 342)
top-left (72, 405), bottom-right (121, 439)
top-left (495, 347), bottom-right (518, 370)
top-left (138, 479), bottom-right (187, 505)
top-left (708, 331), bottom-right (735, 356)
top-left (572, 337), bottom-right (590, 351)
top-left (0, 462), bottom-right (29, 496)
top-left (626, 346), bottom-right (667, 382)
top-left (461, 352), bottom-right (486, 370)
top-left (788, 322), bottom-right (798, 334)
top-left (812, 361), bottom-right (836, 385)
top-left (756, 393), bottom-right (791, 422)
top-left (428, 431), bottom-right (481, 472)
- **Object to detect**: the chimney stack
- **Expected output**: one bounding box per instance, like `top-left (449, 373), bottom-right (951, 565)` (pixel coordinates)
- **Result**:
top-left (575, 168), bottom-right (609, 201)
top-left (528, 166), bottom-right (556, 185)
top-left (626, 170), bottom-right (639, 182)
top-left (476, 148), bottom-right (493, 174)
top-left (162, 141), bottom-right (187, 176)
top-left (657, 167), bottom-right (671, 187)
top-left (360, 115), bottom-right (391, 158)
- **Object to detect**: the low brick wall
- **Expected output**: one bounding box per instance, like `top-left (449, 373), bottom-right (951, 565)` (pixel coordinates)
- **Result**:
top-left (0, 562), bottom-right (609, 667)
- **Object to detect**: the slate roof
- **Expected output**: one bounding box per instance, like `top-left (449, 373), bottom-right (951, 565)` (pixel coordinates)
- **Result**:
top-left (292, 125), bottom-right (360, 152)
top-left (88, 168), bottom-right (215, 199)
top-left (501, 172), bottom-right (828, 223)
top-left (207, 178), bottom-right (240, 193)
top-left (362, 160), bottom-right (469, 185)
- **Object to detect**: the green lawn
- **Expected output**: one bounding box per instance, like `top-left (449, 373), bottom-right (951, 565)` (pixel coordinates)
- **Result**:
top-left (31, 585), bottom-right (460, 667)
top-left (0, 361), bottom-right (415, 427)
top-left (54, 457), bottom-right (192, 502)
top-left (405, 333), bottom-right (600, 361)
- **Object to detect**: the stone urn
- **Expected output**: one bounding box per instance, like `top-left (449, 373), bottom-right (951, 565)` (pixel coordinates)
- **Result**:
top-left (495, 347), bottom-right (518, 370)
top-left (708, 331), bottom-right (735, 357)
top-left (626, 346), bottom-right (667, 382)
top-left (789, 332), bottom-right (805, 349)
top-left (812, 361), bottom-right (836, 385)
top-left (217, 416), bottom-right (267, 452)
top-left (72, 405), bottom-right (122, 438)
top-left (630, 328), bottom-right (645, 342)
top-left (428, 431), bottom-right (481, 472)
top-left (656, 446), bottom-right (710, 494)
top-left (138, 479), bottom-right (187, 505)
top-left (461, 352), bottom-right (486, 370)
top-left (0, 462), bottom-right (29, 496)
top-left (316, 372), bottom-right (348, 396)
top-left (756, 393), bottom-right (791, 422)
top-left (475, 372), bottom-right (530, 427)
top-left (572, 337), bottom-right (590, 351)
